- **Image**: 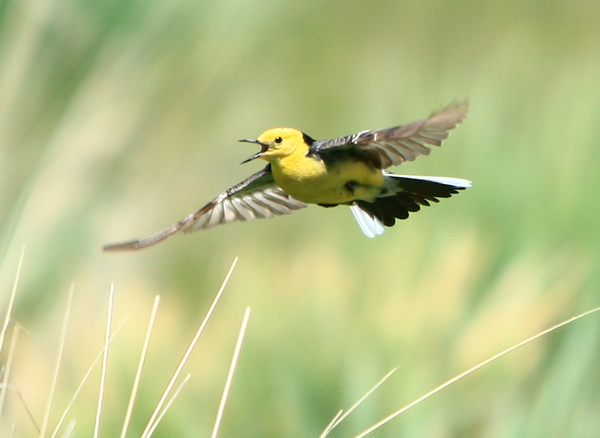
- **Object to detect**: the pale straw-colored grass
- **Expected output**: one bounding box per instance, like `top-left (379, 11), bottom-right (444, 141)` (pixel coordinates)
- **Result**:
top-left (348, 305), bottom-right (600, 438)
top-left (210, 306), bottom-right (251, 438)
top-left (119, 295), bottom-right (160, 438)
top-left (0, 256), bottom-right (241, 436)
top-left (1, 250), bottom-right (599, 437)
top-left (140, 257), bottom-right (238, 438)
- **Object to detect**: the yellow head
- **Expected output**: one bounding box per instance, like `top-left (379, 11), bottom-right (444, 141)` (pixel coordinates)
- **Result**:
top-left (240, 128), bottom-right (314, 163)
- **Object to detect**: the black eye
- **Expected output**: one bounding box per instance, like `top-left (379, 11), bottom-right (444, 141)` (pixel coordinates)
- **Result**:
top-left (275, 136), bottom-right (283, 144)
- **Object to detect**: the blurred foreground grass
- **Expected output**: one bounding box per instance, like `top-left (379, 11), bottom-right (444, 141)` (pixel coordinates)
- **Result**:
top-left (1, 0), bottom-right (600, 436)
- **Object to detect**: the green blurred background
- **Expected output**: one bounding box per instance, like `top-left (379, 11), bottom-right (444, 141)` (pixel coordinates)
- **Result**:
top-left (1, 0), bottom-right (599, 436)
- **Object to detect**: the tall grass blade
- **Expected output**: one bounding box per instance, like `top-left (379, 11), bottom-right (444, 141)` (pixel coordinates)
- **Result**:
top-left (144, 374), bottom-right (191, 438)
top-left (0, 246), bottom-right (25, 357)
top-left (39, 284), bottom-right (74, 438)
top-left (119, 295), bottom-right (161, 438)
top-left (93, 283), bottom-right (115, 438)
top-left (0, 384), bottom-right (39, 432)
top-left (50, 299), bottom-right (139, 438)
top-left (0, 324), bottom-right (20, 424)
top-left (210, 307), bottom-right (251, 438)
top-left (319, 368), bottom-right (397, 438)
top-left (353, 305), bottom-right (600, 438)
top-left (141, 257), bottom-right (238, 438)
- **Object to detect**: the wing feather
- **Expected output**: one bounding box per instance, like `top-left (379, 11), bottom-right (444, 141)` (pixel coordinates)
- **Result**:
top-left (312, 100), bottom-right (469, 168)
top-left (239, 195), bottom-right (276, 219)
top-left (231, 198), bottom-right (256, 221)
top-left (103, 165), bottom-right (308, 251)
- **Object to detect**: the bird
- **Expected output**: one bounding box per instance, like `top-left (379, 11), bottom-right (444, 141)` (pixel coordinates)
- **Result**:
top-left (104, 101), bottom-right (470, 251)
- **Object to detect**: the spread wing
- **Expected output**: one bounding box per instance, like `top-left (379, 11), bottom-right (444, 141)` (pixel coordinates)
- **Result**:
top-left (311, 100), bottom-right (469, 168)
top-left (103, 165), bottom-right (307, 251)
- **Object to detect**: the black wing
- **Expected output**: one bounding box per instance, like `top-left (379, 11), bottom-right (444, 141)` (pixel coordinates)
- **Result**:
top-left (311, 100), bottom-right (469, 168)
top-left (103, 165), bottom-right (307, 251)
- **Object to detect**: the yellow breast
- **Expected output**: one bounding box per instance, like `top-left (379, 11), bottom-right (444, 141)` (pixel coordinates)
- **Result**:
top-left (270, 152), bottom-right (384, 205)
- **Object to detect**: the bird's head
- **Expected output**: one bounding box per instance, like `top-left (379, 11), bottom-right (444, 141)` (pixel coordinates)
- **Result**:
top-left (240, 128), bottom-right (314, 163)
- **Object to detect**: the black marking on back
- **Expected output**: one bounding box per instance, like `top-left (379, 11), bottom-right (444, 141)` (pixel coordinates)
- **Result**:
top-left (318, 147), bottom-right (381, 170)
top-left (302, 132), bottom-right (316, 147)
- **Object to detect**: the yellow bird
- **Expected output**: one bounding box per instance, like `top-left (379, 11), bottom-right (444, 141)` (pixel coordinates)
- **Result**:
top-left (104, 101), bottom-right (470, 251)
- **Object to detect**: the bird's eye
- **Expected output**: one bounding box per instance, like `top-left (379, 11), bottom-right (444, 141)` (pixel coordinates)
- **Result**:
top-left (274, 136), bottom-right (283, 144)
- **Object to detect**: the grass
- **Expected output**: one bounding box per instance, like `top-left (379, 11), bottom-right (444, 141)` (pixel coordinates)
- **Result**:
top-left (1, 0), bottom-right (600, 436)
top-left (1, 255), bottom-right (598, 437)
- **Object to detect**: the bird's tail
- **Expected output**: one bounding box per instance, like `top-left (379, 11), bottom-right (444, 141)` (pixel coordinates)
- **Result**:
top-left (350, 174), bottom-right (471, 238)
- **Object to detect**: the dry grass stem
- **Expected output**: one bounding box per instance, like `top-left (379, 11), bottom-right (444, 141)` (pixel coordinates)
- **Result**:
top-left (93, 283), bottom-right (115, 438)
top-left (49, 300), bottom-right (139, 438)
top-left (61, 419), bottom-right (76, 438)
top-left (0, 384), bottom-right (39, 433)
top-left (144, 374), bottom-right (192, 438)
top-left (39, 284), bottom-right (74, 438)
top-left (119, 295), bottom-right (161, 438)
top-left (0, 324), bottom-right (21, 425)
top-left (140, 257), bottom-right (238, 438)
top-left (319, 367), bottom-right (398, 438)
top-left (210, 307), bottom-right (251, 438)
top-left (353, 305), bottom-right (600, 438)
top-left (0, 246), bottom-right (24, 358)
top-left (321, 410), bottom-right (344, 438)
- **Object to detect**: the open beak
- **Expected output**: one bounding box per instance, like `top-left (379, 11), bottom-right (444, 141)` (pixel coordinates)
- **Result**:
top-left (239, 139), bottom-right (269, 164)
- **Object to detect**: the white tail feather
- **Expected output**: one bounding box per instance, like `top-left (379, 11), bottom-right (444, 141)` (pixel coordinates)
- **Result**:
top-left (386, 174), bottom-right (471, 189)
top-left (350, 204), bottom-right (384, 238)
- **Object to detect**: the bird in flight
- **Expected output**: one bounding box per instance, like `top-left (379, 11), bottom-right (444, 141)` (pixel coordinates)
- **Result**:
top-left (104, 101), bottom-right (470, 251)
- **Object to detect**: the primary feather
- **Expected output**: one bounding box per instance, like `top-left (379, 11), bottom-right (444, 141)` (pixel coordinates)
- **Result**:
top-left (312, 100), bottom-right (469, 167)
